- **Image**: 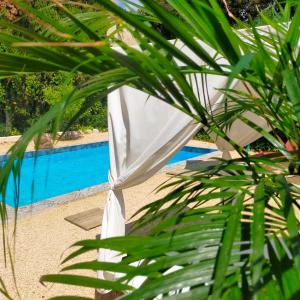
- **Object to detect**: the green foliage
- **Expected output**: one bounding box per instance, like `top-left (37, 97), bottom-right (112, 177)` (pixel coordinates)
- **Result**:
top-left (250, 136), bottom-right (276, 152)
top-left (145, 0), bottom-right (281, 37)
top-left (0, 124), bottom-right (20, 136)
top-left (224, 0), bottom-right (275, 21)
top-left (194, 129), bottom-right (213, 142)
top-left (155, 0), bottom-right (277, 20)
top-left (0, 0), bottom-right (109, 135)
top-left (42, 72), bottom-right (82, 125)
top-left (76, 100), bottom-right (108, 131)
top-left (0, 72), bottom-right (108, 134)
top-left (0, 0), bottom-right (299, 299)
top-left (251, 1), bottom-right (291, 26)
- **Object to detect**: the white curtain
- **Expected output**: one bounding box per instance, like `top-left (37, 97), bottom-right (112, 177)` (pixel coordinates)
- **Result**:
top-left (211, 80), bottom-right (271, 159)
top-left (98, 84), bottom-right (271, 280)
top-left (215, 110), bottom-right (270, 159)
top-left (98, 86), bottom-right (201, 280)
top-left (98, 40), bottom-right (271, 280)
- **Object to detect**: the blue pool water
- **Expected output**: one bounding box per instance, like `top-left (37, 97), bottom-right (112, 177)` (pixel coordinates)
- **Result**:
top-left (1, 142), bottom-right (215, 207)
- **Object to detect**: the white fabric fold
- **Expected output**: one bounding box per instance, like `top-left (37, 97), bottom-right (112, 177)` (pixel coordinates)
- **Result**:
top-left (98, 35), bottom-right (272, 282)
top-left (98, 83), bottom-right (270, 281)
top-left (210, 80), bottom-right (271, 152)
top-left (98, 86), bottom-right (201, 280)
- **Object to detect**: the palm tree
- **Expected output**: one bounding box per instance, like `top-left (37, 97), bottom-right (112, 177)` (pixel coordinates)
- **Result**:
top-left (0, 0), bottom-right (299, 299)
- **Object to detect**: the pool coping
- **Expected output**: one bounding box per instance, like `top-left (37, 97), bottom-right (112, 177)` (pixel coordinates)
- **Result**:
top-left (5, 143), bottom-right (220, 220)
top-left (0, 141), bottom-right (109, 161)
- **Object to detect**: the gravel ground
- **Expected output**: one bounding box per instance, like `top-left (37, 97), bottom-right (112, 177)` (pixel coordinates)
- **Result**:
top-left (0, 133), bottom-right (220, 300)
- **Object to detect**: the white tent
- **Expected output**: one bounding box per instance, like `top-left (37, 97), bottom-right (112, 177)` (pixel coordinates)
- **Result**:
top-left (98, 40), bottom-right (269, 281)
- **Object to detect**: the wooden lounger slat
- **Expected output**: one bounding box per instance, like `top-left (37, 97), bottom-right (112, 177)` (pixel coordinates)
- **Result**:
top-left (65, 208), bottom-right (103, 231)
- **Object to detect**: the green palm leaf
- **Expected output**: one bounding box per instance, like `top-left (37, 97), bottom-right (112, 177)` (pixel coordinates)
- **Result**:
top-left (0, 0), bottom-right (299, 299)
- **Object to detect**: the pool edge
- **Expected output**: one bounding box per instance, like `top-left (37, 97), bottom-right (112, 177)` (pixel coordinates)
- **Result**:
top-left (0, 140), bottom-right (109, 161)
top-left (6, 149), bottom-right (221, 220)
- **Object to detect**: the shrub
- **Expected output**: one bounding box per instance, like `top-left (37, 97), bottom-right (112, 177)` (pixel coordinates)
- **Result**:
top-left (146, 0), bottom-right (278, 37)
top-left (0, 72), bottom-right (108, 135)
top-left (0, 123), bottom-right (20, 137)
top-left (194, 129), bottom-right (213, 142)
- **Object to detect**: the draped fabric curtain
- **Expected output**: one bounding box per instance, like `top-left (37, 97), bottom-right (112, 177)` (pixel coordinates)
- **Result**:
top-left (98, 88), bottom-right (269, 281)
top-left (98, 86), bottom-right (201, 280)
top-left (211, 80), bottom-right (270, 158)
top-left (98, 39), bottom-right (271, 281)
top-left (98, 83), bottom-right (271, 282)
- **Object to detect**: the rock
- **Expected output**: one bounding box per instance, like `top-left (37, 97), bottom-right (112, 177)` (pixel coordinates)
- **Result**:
top-left (95, 290), bottom-right (124, 300)
top-left (85, 129), bottom-right (92, 134)
top-left (34, 133), bottom-right (53, 149)
top-left (92, 128), bottom-right (99, 133)
top-left (60, 131), bottom-right (83, 141)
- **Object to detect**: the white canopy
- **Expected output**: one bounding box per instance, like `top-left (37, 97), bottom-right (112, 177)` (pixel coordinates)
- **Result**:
top-left (98, 40), bottom-right (270, 280)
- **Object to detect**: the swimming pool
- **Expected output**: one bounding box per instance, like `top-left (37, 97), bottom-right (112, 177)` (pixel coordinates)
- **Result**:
top-left (1, 142), bottom-right (215, 207)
